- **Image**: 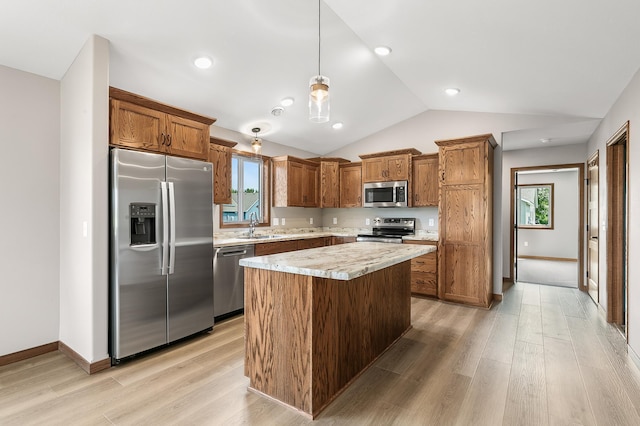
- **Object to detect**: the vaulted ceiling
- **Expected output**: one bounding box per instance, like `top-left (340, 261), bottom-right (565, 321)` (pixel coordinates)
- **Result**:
top-left (2, 0), bottom-right (639, 154)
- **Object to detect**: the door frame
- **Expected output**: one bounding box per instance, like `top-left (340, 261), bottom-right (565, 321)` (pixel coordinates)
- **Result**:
top-left (606, 121), bottom-right (629, 337)
top-left (587, 150), bottom-right (599, 304)
top-left (509, 163), bottom-right (585, 290)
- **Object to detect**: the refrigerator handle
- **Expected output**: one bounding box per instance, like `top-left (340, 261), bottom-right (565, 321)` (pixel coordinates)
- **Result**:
top-left (168, 182), bottom-right (176, 274)
top-left (161, 182), bottom-right (170, 275)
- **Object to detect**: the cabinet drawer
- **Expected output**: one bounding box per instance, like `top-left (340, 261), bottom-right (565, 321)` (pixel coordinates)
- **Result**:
top-left (411, 252), bottom-right (436, 273)
top-left (411, 272), bottom-right (437, 297)
top-left (254, 240), bottom-right (299, 256)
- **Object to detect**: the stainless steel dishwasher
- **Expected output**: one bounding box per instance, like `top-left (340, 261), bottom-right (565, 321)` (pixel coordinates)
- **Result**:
top-left (213, 244), bottom-right (254, 320)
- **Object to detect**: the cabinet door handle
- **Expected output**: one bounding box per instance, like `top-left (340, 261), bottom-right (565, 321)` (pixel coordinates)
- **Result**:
top-left (166, 134), bottom-right (172, 146)
top-left (161, 133), bottom-right (166, 145)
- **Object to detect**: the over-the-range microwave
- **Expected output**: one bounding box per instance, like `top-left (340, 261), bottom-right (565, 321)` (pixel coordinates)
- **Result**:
top-left (363, 180), bottom-right (408, 207)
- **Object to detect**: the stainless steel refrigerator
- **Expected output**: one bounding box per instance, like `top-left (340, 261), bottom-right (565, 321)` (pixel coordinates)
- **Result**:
top-left (110, 148), bottom-right (214, 363)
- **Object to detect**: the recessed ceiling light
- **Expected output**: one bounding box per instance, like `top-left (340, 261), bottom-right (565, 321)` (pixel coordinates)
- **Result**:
top-left (271, 106), bottom-right (284, 116)
top-left (445, 88), bottom-right (460, 96)
top-left (374, 46), bottom-right (392, 56)
top-left (332, 122), bottom-right (343, 130)
top-left (194, 56), bottom-right (213, 69)
top-left (280, 97), bottom-right (295, 107)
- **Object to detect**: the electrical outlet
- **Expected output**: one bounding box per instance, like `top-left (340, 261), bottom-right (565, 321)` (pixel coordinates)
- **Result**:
top-left (273, 218), bottom-right (279, 226)
top-left (281, 218), bottom-right (286, 226)
top-left (524, 241), bottom-right (528, 247)
top-left (365, 218), bottom-right (370, 226)
top-left (428, 218), bottom-right (435, 226)
top-left (332, 217), bottom-right (338, 225)
top-left (310, 217), bottom-right (314, 225)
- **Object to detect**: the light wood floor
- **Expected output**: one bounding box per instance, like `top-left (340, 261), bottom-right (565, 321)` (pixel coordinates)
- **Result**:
top-left (3, 282), bottom-right (640, 425)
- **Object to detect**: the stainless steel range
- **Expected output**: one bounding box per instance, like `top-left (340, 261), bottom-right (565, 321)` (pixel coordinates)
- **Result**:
top-left (356, 217), bottom-right (416, 244)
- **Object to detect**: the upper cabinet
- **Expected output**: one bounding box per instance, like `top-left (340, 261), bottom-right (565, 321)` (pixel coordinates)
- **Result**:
top-left (307, 157), bottom-right (350, 208)
top-left (339, 162), bottom-right (362, 208)
top-left (412, 153), bottom-right (439, 207)
top-left (209, 137), bottom-right (237, 205)
top-left (320, 161), bottom-right (340, 208)
top-left (359, 149), bottom-right (420, 183)
top-left (109, 87), bottom-right (215, 161)
top-left (272, 156), bottom-right (319, 207)
top-left (436, 134), bottom-right (496, 308)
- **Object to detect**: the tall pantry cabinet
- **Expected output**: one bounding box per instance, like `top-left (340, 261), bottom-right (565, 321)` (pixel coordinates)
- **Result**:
top-left (435, 134), bottom-right (496, 308)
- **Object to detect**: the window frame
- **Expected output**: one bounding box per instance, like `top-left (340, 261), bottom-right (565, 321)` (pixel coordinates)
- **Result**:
top-left (517, 183), bottom-right (554, 230)
top-left (219, 150), bottom-right (271, 229)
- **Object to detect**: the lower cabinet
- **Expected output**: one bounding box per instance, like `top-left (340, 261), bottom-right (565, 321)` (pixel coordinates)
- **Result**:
top-left (254, 237), bottom-right (331, 256)
top-left (404, 240), bottom-right (438, 297)
top-left (331, 236), bottom-right (357, 245)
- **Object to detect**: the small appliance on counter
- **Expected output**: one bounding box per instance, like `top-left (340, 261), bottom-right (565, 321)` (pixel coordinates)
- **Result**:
top-left (110, 148), bottom-right (214, 364)
top-left (356, 217), bottom-right (416, 243)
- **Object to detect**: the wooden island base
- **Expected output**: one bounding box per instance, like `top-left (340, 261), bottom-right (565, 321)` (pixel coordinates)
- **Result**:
top-left (244, 261), bottom-right (411, 418)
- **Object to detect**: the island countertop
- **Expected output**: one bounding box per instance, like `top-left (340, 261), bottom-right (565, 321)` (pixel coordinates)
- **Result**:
top-left (238, 241), bottom-right (434, 281)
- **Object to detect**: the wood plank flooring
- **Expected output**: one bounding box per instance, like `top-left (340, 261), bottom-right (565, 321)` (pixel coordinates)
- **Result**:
top-left (2, 282), bottom-right (640, 425)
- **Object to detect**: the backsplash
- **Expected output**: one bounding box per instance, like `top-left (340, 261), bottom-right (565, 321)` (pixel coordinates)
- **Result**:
top-left (214, 205), bottom-right (438, 233)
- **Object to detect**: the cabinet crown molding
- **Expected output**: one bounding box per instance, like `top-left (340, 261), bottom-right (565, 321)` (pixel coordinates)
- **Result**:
top-left (109, 86), bottom-right (216, 125)
top-left (358, 148), bottom-right (421, 160)
top-left (435, 133), bottom-right (497, 148)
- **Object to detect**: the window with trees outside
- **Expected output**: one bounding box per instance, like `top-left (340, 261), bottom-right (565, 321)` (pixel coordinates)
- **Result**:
top-left (222, 153), bottom-right (265, 225)
top-left (517, 183), bottom-right (554, 229)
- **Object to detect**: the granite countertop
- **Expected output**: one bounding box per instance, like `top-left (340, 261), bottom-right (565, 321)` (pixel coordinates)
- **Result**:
top-left (402, 234), bottom-right (438, 242)
top-left (214, 228), bottom-right (438, 247)
top-left (239, 241), bottom-right (435, 281)
top-left (214, 230), bottom-right (357, 247)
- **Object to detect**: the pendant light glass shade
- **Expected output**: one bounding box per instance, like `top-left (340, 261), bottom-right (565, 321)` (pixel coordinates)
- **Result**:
top-left (309, 0), bottom-right (329, 123)
top-left (309, 75), bottom-right (330, 123)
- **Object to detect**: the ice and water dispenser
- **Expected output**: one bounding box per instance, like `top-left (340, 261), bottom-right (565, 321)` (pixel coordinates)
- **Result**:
top-left (130, 203), bottom-right (156, 245)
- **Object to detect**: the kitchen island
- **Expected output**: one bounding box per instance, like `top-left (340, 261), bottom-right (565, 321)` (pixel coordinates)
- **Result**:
top-left (239, 242), bottom-right (435, 418)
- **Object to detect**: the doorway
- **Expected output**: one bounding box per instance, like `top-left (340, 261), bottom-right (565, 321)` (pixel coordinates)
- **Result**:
top-left (587, 151), bottom-right (599, 304)
top-left (606, 121), bottom-right (629, 336)
top-left (510, 164), bottom-right (585, 289)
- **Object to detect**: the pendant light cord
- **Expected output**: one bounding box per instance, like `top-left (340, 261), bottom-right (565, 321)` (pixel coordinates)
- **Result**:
top-left (317, 0), bottom-right (321, 77)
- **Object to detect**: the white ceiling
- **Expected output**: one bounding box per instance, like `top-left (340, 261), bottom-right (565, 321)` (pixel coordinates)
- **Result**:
top-left (2, 0), bottom-right (640, 155)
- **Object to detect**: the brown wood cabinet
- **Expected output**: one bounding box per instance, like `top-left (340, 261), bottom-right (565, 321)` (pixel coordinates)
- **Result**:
top-left (272, 156), bottom-right (319, 207)
top-left (404, 240), bottom-right (438, 297)
top-left (359, 149), bottom-right (420, 183)
top-left (412, 153), bottom-right (439, 207)
top-left (339, 162), bottom-right (362, 208)
top-left (436, 134), bottom-right (496, 308)
top-left (109, 87), bottom-right (215, 161)
top-left (253, 236), bottom-right (330, 256)
top-left (331, 236), bottom-right (357, 245)
top-left (208, 137), bottom-right (236, 204)
top-left (320, 161), bottom-right (340, 207)
top-left (254, 239), bottom-right (300, 256)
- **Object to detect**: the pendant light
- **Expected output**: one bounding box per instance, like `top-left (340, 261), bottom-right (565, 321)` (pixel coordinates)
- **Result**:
top-left (309, 0), bottom-right (329, 123)
top-left (251, 127), bottom-right (262, 153)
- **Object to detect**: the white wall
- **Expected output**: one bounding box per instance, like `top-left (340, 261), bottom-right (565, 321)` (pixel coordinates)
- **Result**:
top-left (516, 170), bottom-right (579, 259)
top-left (502, 144), bottom-right (587, 278)
top-left (328, 109), bottom-right (591, 295)
top-left (586, 66), bottom-right (640, 357)
top-left (0, 65), bottom-right (60, 356)
top-left (59, 35), bottom-right (110, 363)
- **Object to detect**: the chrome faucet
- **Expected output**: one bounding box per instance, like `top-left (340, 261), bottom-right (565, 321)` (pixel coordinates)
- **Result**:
top-left (248, 212), bottom-right (258, 238)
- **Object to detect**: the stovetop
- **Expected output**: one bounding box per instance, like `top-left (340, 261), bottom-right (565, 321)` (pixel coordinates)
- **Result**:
top-left (357, 217), bottom-right (416, 239)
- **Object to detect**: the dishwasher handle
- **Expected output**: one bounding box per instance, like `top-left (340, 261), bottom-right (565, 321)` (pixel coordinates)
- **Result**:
top-left (220, 249), bottom-right (248, 257)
